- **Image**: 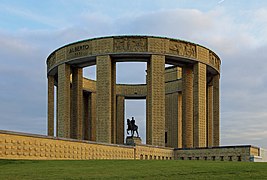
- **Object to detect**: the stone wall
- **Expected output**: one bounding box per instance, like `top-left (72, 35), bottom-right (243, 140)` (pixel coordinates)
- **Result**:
top-left (174, 146), bottom-right (260, 162)
top-left (0, 130), bottom-right (262, 162)
top-left (136, 144), bottom-right (174, 160)
top-left (0, 131), bottom-right (173, 160)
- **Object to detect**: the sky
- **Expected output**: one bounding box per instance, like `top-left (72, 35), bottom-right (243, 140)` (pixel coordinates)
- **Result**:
top-left (1, 0), bottom-right (267, 148)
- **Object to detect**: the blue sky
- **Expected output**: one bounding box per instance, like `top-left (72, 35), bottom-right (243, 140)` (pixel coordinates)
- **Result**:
top-left (1, 0), bottom-right (267, 148)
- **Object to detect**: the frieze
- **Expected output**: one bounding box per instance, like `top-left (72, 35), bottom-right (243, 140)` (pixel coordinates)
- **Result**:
top-left (91, 38), bottom-right (113, 54)
top-left (209, 52), bottom-right (220, 70)
top-left (148, 38), bottom-right (169, 53)
top-left (47, 52), bottom-right (56, 69)
top-left (114, 37), bottom-right (147, 52)
top-left (196, 46), bottom-right (209, 63)
top-left (169, 40), bottom-right (196, 58)
top-left (55, 48), bottom-right (66, 63)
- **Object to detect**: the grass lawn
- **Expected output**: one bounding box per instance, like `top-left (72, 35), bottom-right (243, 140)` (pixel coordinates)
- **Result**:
top-left (0, 159), bottom-right (266, 179)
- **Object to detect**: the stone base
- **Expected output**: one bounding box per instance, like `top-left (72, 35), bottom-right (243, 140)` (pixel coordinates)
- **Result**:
top-left (126, 136), bottom-right (142, 146)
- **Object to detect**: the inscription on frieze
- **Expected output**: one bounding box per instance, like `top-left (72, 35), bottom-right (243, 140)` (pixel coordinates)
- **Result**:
top-left (114, 37), bottom-right (147, 52)
top-left (169, 40), bottom-right (196, 58)
top-left (67, 43), bottom-right (91, 59)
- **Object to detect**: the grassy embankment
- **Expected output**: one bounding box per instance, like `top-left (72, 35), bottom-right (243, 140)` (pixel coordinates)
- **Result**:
top-left (0, 159), bottom-right (266, 179)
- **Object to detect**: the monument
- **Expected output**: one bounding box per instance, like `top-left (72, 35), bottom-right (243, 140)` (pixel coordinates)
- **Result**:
top-left (0, 35), bottom-right (265, 162)
top-left (46, 35), bottom-right (220, 148)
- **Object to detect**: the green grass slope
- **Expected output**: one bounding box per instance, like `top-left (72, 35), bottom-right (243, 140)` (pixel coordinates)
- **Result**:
top-left (0, 159), bottom-right (266, 179)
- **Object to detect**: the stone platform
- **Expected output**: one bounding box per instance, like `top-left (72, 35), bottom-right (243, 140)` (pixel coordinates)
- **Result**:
top-left (126, 136), bottom-right (142, 146)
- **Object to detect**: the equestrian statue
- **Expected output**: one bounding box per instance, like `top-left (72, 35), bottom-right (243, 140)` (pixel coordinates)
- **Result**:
top-left (127, 117), bottom-right (139, 137)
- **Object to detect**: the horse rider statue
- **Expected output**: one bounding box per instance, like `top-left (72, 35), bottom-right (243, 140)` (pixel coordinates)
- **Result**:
top-left (127, 117), bottom-right (139, 137)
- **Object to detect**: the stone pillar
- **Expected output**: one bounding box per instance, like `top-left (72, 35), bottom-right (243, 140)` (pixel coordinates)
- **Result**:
top-left (47, 75), bottom-right (54, 136)
top-left (213, 74), bottom-right (220, 146)
top-left (57, 63), bottom-right (71, 138)
top-left (165, 92), bottom-right (182, 148)
top-left (165, 93), bottom-right (172, 147)
top-left (146, 55), bottom-right (165, 146)
top-left (111, 62), bottom-right (117, 144)
top-left (96, 55), bottom-right (116, 143)
top-left (89, 93), bottom-right (97, 141)
top-left (193, 62), bottom-right (207, 147)
top-left (72, 67), bottom-right (83, 140)
top-left (116, 96), bottom-right (125, 144)
top-left (146, 62), bottom-right (151, 145)
top-left (70, 86), bottom-right (73, 138)
top-left (207, 84), bottom-right (213, 147)
top-left (182, 65), bottom-right (193, 148)
top-left (178, 92), bottom-right (183, 148)
top-left (83, 92), bottom-right (89, 140)
top-left (56, 86), bottom-right (59, 137)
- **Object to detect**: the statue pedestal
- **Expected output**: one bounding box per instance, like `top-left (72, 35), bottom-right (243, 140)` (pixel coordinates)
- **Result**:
top-left (126, 136), bottom-right (142, 146)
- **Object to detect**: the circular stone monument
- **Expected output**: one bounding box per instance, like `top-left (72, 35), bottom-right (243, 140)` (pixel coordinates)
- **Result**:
top-left (46, 35), bottom-right (221, 148)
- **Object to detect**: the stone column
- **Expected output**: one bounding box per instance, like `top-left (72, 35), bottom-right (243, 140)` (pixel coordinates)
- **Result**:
top-left (146, 62), bottom-right (151, 145)
top-left (56, 86), bottom-right (59, 136)
top-left (193, 62), bottom-right (207, 148)
top-left (47, 75), bottom-right (54, 136)
top-left (182, 65), bottom-right (193, 148)
top-left (111, 62), bottom-right (117, 144)
top-left (178, 92), bottom-right (183, 148)
top-left (96, 55), bottom-right (116, 143)
top-left (57, 63), bottom-right (71, 138)
top-left (89, 93), bottom-right (97, 141)
top-left (72, 67), bottom-right (83, 140)
top-left (207, 84), bottom-right (213, 147)
top-left (116, 96), bottom-right (125, 144)
top-left (70, 86), bottom-right (73, 138)
top-left (83, 92), bottom-right (89, 140)
top-left (165, 92), bottom-right (182, 148)
top-left (213, 74), bottom-right (220, 146)
top-left (146, 55), bottom-right (165, 146)
top-left (165, 93), bottom-right (172, 147)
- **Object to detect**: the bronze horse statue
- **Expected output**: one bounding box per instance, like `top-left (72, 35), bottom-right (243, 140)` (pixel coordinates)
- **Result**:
top-left (127, 118), bottom-right (139, 137)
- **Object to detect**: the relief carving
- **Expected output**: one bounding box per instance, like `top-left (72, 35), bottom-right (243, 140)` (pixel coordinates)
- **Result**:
top-left (169, 41), bottom-right (196, 58)
top-left (209, 52), bottom-right (220, 71)
top-left (114, 37), bottom-right (147, 52)
top-left (209, 52), bottom-right (216, 66)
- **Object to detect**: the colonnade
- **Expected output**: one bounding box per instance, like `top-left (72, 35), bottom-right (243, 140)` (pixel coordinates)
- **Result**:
top-left (46, 36), bottom-right (221, 148)
top-left (47, 56), bottom-right (220, 148)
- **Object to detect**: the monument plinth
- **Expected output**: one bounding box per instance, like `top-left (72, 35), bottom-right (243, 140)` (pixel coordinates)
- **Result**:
top-left (126, 136), bottom-right (142, 146)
